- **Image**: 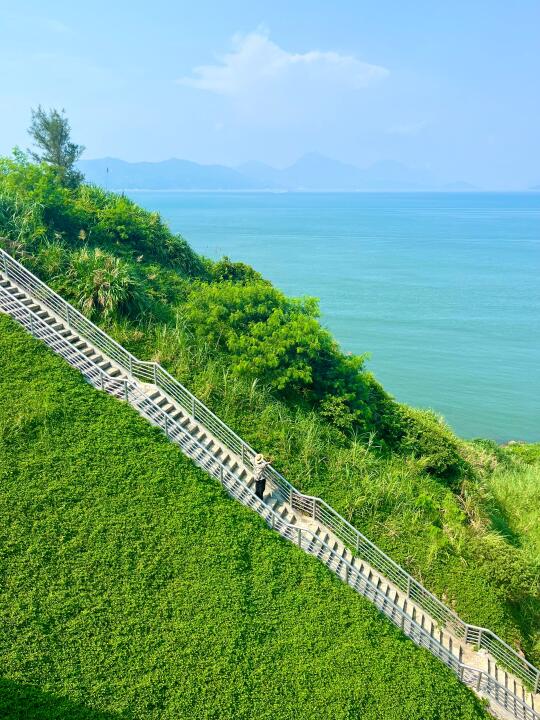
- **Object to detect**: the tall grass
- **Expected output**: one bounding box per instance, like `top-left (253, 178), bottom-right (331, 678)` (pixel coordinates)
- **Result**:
top-left (486, 451), bottom-right (540, 660)
top-left (490, 460), bottom-right (540, 558)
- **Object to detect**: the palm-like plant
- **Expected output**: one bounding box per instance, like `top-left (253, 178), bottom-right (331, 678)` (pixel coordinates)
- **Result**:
top-left (65, 247), bottom-right (146, 319)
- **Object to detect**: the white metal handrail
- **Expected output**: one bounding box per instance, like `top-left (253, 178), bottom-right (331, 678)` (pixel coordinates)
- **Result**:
top-left (1, 245), bottom-right (539, 706)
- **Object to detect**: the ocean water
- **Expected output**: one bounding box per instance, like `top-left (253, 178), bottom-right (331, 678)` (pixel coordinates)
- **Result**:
top-left (128, 191), bottom-right (540, 443)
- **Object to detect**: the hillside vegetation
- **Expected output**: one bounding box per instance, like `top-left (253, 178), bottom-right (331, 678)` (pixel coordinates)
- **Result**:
top-left (1, 154), bottom-right (539, 666)
top-left (0, 315), bottom-right (491, 720)
top-left (490, 443), bottom-right (540, 561)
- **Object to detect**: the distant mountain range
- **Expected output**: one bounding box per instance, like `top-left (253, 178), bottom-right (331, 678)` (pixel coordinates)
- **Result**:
top-left (79, 153), bottom-right (477, 191)
top-left (78, 157), bottom-right (264, 191)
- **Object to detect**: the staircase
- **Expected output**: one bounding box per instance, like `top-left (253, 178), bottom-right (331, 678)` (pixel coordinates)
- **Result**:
top-left (1, 247), bottom-right (539, 720)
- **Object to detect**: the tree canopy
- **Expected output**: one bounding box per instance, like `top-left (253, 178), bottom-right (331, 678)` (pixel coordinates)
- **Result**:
top-left (27, 106), bottom-right (85, 188)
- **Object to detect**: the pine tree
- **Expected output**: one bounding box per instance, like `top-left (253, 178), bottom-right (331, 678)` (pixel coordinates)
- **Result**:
top-left (28, 106), bottom-right (85, 188)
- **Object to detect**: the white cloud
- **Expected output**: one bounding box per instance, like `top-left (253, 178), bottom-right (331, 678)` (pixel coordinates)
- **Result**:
top-left (178, 30), bottom-right (389, 100)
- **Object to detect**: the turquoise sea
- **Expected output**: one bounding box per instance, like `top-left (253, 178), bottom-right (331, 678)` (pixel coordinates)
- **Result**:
top-left (129, 191), bottom-right (540, 443)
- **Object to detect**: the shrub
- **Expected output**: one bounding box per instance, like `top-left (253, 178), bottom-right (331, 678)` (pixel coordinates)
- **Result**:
top-left (182, 280), bottom-right (375, 431)
top-left (183, 281), bottom-right (324, 392)
top-left (77, 186), bottom-right (206, 275)
top-left (0, 158), bottom-right (207, 279)
top-left (211, 256), bottom-right (266, 284)
top-left (399, 407), bottom-right (468, 480)
top-left (504, 442), bottom-right (540, 465)
top-left (62, 247), bottom-right (146, 319)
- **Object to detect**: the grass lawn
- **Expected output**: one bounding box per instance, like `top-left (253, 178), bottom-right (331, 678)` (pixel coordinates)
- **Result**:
top-left (0, 314), bottom-right (489, 719)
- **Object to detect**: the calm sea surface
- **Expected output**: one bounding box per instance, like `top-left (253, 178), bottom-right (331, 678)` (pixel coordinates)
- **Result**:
top-left (128, 191), bottom-right (540, 443)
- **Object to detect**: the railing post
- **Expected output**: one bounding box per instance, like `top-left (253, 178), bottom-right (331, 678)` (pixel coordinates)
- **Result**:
top-left (220, 465), bottom-right (224, 485)
top-left (100, 371), bottom-right (105, 391)
top-left (312, 498), bottom-right (316, 520)
top-left (192, 396), bottom-right (196, 419)
top-left (534, 670), bottom-right (539, 695)
top-left (464, 625), bottom-right (469, 644)
top-left (241, 443), bottom-right (245, 465)
top-left (124, 381), bottom-right (129, 402)
top-left (297, 528), bottom-right (302, 547)
top-left (129, 356), bottom-right (133, 376)
top-left (164, 415), bottom-right (169, 438)
top-left (153, 363), bottom-right (157, 384)
top-left (29, 312), bottom-right (34, 334)
top-left (407, 576), bottom-right (411, 598)
top-left (356, 533), bottom-right (360, 555)
top-left (65, 305), bottom-right (71, 328)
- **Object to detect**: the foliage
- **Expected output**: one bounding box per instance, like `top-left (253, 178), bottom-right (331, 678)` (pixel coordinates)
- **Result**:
top-left (393, 406), bottom-right (468, 480)
top-left (0, 158), bottom-right (205, 277)
top-left (112, 316), bottom-right (537, 658)
top-left (61, 247), bottom-right (147, 319)
top-left (27, 106), bottom-right (85, 188)
top-left (0, 316), bottom-right (490, 720)
top-left (0, 192), bottom-right (47, 254)
top-left (182, 281), bottom-right (376, 430)
top-left (211, 255), bottom-right (267, 284)
top-left (0, 152), bottom-right (538, 667)
top-left (504, 442), bottom-right (540, 465)
top-left (75, 186), bottom-right (206, 274)
top-left (485, 449), bottom-right (540, 660)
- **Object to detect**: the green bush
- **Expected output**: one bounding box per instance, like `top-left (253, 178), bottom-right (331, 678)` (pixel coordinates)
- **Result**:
top-left (77, 186), bottom-right (206, 275)
top-left (505, 442), bottom-right (540, 465)
top-left (396, 407), bottom-right (468, 480)
top-left (0, 157), bottom-right (206, 278)
top-left (182, 280), bottom-right (375, 430)
top-left (211, 255), bottom-right (267, 284)
top-left (62, 247), bottom-right (147, 319)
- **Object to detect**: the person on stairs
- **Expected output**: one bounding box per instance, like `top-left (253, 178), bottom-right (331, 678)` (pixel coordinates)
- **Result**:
top-left (253, 453), bottom-right (270, 501)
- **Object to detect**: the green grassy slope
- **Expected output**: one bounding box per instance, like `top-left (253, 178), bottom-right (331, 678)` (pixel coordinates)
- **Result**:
top-left (489, 444), bottom-right (540, 559)
top-left (1, 155), bottom-right (538, 665)
top-left (486, 445), bottom-right (540, 660)
top-left (0, 315), bottom-right (490, 720)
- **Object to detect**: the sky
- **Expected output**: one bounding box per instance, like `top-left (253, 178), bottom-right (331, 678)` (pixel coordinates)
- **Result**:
top-left (1, 0), bottom-right (539, 189)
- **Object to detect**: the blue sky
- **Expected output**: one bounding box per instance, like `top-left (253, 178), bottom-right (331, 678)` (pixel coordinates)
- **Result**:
top-left (1, 0), bottom-right (539, 188)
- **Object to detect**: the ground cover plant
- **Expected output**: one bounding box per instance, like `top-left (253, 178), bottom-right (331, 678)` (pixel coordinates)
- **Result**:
top-left (0, 315), bottom-right (491, 720)
top-left (0, 152), bottom-right (539, 665)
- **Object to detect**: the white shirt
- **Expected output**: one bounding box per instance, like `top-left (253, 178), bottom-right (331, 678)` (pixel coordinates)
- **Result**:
top-left (253, 458), bottom-right (270, 481)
